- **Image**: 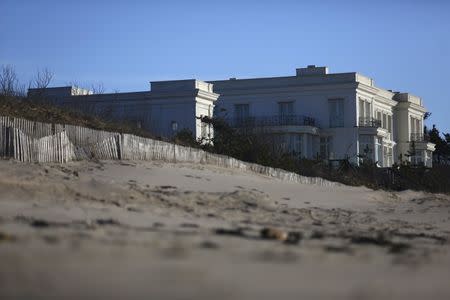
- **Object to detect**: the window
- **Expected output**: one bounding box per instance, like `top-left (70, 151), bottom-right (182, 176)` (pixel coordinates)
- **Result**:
top-left (425, 150), bottom-right (432, 167)
top-left (365, 102), bottom-right (371, 119)
top-left (201, 122), bottom-right (208, 138)
top-left (383, 146), bottom-right (393, 167)
top-left (358, 99), bottom-right (372, 126)
top-left (320, 137), bottom-right (332, 159)
top-left (376, 111), bottom-right (382, 123)
top-left (234, 104), bottom-right (249, 120)
top-left (359, 99), bottom-right (366, 120)
top-left (383, 146), bottom-right (389, 167)
top-left (287, 134), bottom-right (302, 155)
top-left (410, 116), bottom-right (423, 141)
top-left (275, 134), bottom-right (288, 153)
top-left (275, 134), bottom-right (302, 156)
top-left (171, 121), bottom-right (178, 132)
top-left (411, 152), bottom-right (423, 166)
top-left (278, 102), bottom-right (294, 116)
top-left (410, 116), bottom-right (422, 134)
top-left (294, 134), bottom-right (303, 156)
top-left (359, 135), bottom-right (374, 162)
top-left (358, 99), bottom-right (371, 119)
top-left (329, 99), bottom-right (344, 127)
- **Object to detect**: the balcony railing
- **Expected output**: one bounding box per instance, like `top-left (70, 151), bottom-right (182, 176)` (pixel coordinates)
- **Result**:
top-left (359, 117), bottom-right (381, 128)
top-left (228, 115), bottom-right (317, 128)
top-left (410, 133), bottom-right (430, 142)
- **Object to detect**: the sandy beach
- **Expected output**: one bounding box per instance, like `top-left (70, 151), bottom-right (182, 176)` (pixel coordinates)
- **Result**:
top-left (1, 159), bottom-right (450, 299)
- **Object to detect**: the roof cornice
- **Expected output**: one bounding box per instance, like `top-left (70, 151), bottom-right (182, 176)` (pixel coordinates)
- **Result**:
top-left (214, 82), bottom-right (359, 97)
top-left (197, 89), bottom-right (220, 102)
top-left (394, 101), bottom-right (427, 113)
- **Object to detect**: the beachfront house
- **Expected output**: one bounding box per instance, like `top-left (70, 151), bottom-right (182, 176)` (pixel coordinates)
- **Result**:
top-left (28, 80), bottom-right (218, 141)
top-left (28, 66), bottom-right (435, 167)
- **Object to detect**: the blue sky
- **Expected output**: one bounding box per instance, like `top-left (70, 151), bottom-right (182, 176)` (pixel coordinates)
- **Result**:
top-left (1, 0), bottom-right (449, 132)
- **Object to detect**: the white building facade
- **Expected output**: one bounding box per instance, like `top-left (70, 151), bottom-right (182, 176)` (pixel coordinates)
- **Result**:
top-left (29, 80), bottom-right (218, 141)
top-left (28, 66), bottom-right (435, 167)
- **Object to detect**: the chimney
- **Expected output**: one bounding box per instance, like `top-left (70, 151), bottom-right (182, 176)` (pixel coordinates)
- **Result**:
top-left (296, 65), bottom-right (329, 76)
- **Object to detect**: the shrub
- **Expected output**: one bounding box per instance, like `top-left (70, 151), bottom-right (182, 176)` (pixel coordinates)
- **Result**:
top-left (200, 116), bottom-right (450, 193)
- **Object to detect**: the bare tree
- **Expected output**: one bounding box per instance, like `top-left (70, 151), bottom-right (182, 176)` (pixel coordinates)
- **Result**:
top-left (66, 80), bottom-right (80, 87)
top-left (32, 68), bottom-right (53, 89)
top-left (90, 82), bottom-right (105, 94)
top-left (0, 65), bottom-right (20, 97)
top-left (16, 82), bottom-right (27, 98)
top-left (27, 68), bottom-right (54, 102)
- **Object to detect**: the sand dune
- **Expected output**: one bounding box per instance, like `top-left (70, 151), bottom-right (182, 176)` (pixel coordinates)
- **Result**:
top-left (1, 159), bottom-right (450, 299)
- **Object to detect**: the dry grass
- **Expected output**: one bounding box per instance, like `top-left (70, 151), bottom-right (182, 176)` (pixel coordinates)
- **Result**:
top-left (0, 96), bottom-right (155, 138)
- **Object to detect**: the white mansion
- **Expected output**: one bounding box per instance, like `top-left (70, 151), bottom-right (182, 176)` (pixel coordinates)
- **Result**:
top-left (28, 66), bottom-right (435, 167)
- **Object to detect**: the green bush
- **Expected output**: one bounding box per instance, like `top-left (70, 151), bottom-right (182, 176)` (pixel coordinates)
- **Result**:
top-left (172, 129), bottom-right (199, 148)
top-left (199, 116), bottom-right (450, 194)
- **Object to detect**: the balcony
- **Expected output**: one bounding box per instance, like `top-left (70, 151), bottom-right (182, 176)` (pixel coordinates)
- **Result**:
top-left (410, 133), bottom-right (430, 142)
top-left (359, 117), bottom-right (381, 128)
top-left (228, 115), bottom-right (317, 128)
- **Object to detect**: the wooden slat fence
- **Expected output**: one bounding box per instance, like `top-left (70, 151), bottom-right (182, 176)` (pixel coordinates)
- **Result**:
top-left (0, 116), bottom-right (338, 186)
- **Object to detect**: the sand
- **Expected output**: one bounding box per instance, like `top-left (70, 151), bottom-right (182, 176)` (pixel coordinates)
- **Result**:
top-left (1, 159), bottom-right (450, 299)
